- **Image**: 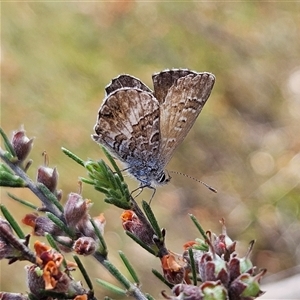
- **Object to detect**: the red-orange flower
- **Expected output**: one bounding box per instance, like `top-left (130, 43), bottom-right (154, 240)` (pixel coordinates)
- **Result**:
top-left (26, 241), bottom-right (74, 294)
top-left (121, 210), bottom-right (155, 247)
top-left (121, 210), bottom-right (140, 230)
top-left (183, 241), bottom-right (197, 250)
top-left (43, 260), bottom-right (59, 289)
top-left (160, 251), bottom-right (190, 285)
top-left (22, 213), bottom-right (61, 236)
top-left (74, 295), bottom-right (88, 300)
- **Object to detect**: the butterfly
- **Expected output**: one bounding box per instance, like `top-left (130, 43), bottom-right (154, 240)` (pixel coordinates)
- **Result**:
top-left (92, 69), bottom-right (215, 189)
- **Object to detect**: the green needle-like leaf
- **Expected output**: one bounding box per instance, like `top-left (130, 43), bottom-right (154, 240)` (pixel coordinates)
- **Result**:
top-left (46, 212), bottom-right (75, 238)
top-left (101, 146), bottom-right (124, 181)
top-left (151, 269), bottom-right (173, 289)
top-left (189, 214), bottom-right (208, 241)
top-left (96, 279), bottom-right (127, 296)
top-left (90, 217), bottom-right (107, 257)
top-left (73, 255), bottom-right (94, 291)
top-left (61, 147), bottom-right (85, 167)
top-left (80, 177), bottom-right (95, 185)
top-left (188, 247), bottom-right (197, 286)
top-left (145, 293), bottom-right (155, 300)
top-left (125, 231), bottom-right (157, 256)
top-left (0, 167), bottom-right (27, 187)
top-left (119, 250), bottom-right (140, 285)
top-left (45, 233), bottom-right (60, 252)
top-left (0, 127), bottom-right (16, 157)
top-left (37, 183), bottom-right (64, 212)
top-left (0, 204), bottom-right (25, 239)
top-left (142, 200), bottom-right (162, 239)
top-left (102, 260), bottom-right (132, 289)
top-left (28, 293), bottom-right (39, 300)
top-left (7, 192), bottom-right (38, 210)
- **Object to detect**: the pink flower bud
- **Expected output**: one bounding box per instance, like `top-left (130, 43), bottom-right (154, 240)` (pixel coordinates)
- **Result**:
top-left (0, 219), bottom-right (15, 259)
top-left (64, 193), bottom-right (90, 228)
top-left (11, 129), bottom-right (34, 162)
top-left (36, 166), bottom-right (58, 193)
top-left (0, 292), bottom-right (28, 300)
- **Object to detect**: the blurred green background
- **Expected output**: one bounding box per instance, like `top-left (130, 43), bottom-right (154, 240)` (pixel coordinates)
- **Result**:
top-left (1, 2), bottom-right (300, 298)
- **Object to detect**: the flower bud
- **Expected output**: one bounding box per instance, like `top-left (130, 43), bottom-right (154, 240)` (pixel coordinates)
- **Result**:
top-left (239, 240), bottom-right (255, 274)
top-left (0, 219), bottom-right (15, 259)
top-left (73, 237), bottom-right (96, 256)
top-left (121, 210), bottom-right (155, 247)
top-left (161, 252), bottom-right (187, 285)
top-left (0, 218), bottom-right (13, 234)
top-left (26, 263), bottom-right (71, 295)
top-left (230, 269), bottom-right (266, 299)
top-left (25, 241), bottom-right (72, 296)
top-left (11, 129), bottom-right (34, 163)
top-left (37, 166), bottom-right (58, 193)
top-left (164, 218), bottom-right (265, 299)
top-left (162, 281), bottom-right (228, 300)
top-left (201, 281), bottom-right (228, 300)
top-left (22, 213), bottom-right (61, 236)
top-left (25, 265), bottom-right (45, 297)
top-left (172, 284), bottom-right (202, 299)
top-left (199, 253), bottom-right (229, 286)
top-left (0, 292), bottom-right (28, 300)
top-left (64, 193), bottom-right (90, 228)
top-left (208, 220), bottom-right (236, 261)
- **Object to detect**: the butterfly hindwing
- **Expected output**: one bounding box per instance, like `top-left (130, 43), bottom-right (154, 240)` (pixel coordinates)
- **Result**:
top-left (105, 75), bottom-right (152, 96)
top-left (152, 69), bottom-right (194, 104)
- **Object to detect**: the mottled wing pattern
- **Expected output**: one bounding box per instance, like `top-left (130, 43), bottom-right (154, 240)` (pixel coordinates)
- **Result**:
top-left (152, 70), bottom-right (215, 165)
top-left (152, 69), bottom-right (194, 104)
top-left (93, 86), bottom-right (160, 165)
top-left (93, 70), bottom-right (215, 186)
top-left (105, 74), bottom-right (152, 96)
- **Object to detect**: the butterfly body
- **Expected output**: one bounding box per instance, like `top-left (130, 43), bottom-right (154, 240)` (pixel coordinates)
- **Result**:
top-left (93, 69), bottom-right (215, 187)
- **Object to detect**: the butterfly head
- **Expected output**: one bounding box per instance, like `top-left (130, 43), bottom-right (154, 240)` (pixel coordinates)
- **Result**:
top-left (128, 163), bottom-right (171, 188)
top-left (155, 170), bottom-right (171, 186)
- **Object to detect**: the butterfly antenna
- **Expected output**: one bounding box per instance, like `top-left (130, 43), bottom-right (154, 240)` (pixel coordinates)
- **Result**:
top-left (169, 171), bottom-right (217, 193)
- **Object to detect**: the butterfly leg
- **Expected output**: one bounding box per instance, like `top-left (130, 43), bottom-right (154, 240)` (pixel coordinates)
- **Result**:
top-left (130, 184), bottom-right (157, 205)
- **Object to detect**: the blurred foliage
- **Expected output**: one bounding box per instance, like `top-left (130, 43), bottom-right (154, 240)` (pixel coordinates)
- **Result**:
top-left (1, 2), bottom-right (300, 298)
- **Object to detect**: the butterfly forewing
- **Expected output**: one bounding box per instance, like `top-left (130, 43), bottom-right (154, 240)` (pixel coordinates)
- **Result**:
top-left (157, 72), bottom-right (215, 165)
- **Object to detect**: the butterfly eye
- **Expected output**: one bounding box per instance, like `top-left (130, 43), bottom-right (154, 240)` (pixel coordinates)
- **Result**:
top-left (157, 171), bottom-right (171, 185)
